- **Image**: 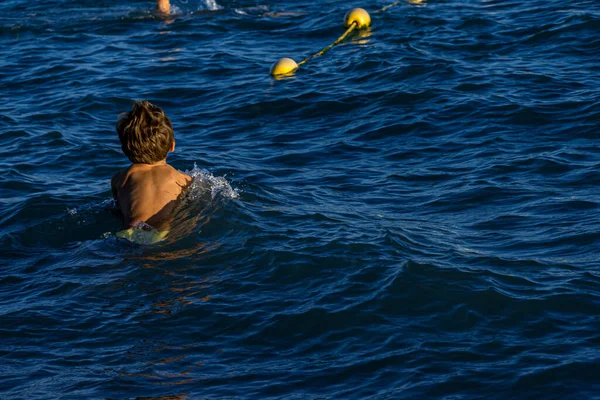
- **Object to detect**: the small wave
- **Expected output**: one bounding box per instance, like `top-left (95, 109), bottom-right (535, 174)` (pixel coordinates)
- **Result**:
top-left (178, 0), bottom-right (222, 11)
top-left (65, 198), bottom-right (115, 217)
top-left (203, 0), bottom-right (222, 11)
top-left (185, 164), bottom-right (239, 201)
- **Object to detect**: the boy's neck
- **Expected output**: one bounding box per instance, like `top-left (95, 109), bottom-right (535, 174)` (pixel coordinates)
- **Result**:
top-left (132, 159), bottom-right (168, 168)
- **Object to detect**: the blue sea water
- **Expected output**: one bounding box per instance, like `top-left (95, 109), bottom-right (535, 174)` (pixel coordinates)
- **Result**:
top-left (1, 0), bottom-right (599, 398)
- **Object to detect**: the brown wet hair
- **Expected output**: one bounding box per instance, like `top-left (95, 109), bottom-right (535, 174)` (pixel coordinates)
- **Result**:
top-left (116, 100), bottom-right (174, 164)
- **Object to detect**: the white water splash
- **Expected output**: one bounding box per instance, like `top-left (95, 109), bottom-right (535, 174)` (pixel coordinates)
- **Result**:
top-left (185, 163), bottom-right (239, 201)
top-left (203, 0), bottom-right (222, 11)
top-left (178, 0), bottom-right (222, 11)
top-left (65, 198), bottom-right (115, 217)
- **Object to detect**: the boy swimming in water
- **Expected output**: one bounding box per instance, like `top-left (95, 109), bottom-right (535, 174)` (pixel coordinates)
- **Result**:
top-left (112, 101), bottom-right (191, 239)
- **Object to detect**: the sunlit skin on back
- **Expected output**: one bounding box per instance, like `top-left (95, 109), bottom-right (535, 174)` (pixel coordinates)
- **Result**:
top-left (112, 158), bottom-right (190, 230)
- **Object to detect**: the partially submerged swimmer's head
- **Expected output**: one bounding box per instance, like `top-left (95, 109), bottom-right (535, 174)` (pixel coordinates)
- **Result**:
top-left (157, 0), bottom-right (170, 14)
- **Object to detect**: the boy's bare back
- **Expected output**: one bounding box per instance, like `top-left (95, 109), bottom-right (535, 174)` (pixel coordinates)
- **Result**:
top-left (112, 100), bottom-right (191, 232)
top-left (112, 162), bottom-right (190, 229)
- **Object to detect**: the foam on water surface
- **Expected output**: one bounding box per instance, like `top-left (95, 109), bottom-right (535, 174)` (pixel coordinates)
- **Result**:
top-left (176, 0), bottom-right (222, 11)
top-left (185, 163), bottom-right (239, 201)
top-left (203, 0), bottom-right (222, 11)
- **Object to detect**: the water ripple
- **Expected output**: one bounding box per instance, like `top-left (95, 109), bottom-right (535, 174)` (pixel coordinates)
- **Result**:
top-left (1, 0), bottom-right (599, 398)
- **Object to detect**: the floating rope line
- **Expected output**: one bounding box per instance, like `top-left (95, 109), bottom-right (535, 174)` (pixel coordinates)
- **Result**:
top-left (297, 21), bottom-right (358, 67)
top-left (269, 1), bottom-right (423, 77)
top-left (270, 8), bottom-right (371, 77)
top-left (375, 0), bottom-right (422, 13)
top-left (374, 1), bottom-right (401, 13)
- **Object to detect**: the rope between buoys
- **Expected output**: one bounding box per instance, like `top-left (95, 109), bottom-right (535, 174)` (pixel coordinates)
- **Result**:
top-left (375, 0), bottom-right (423, 14)
top-left (374, 1), bottom-right (401, 13)
top-left (298, 22), bottom-right (358, 66)
top-left (271, 1), bottom-right (423, 76)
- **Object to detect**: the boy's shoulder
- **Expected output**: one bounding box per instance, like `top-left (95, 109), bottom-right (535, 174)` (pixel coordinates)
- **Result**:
top-left (167, 165), bottom-right (193, 187)
top-left (114, 164), bottom-right (191, 186)
top-left (149, 163), bottom-right (191, 182)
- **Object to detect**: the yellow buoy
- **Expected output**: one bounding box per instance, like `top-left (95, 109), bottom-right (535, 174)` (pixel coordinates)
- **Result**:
top-left (270, 58), bottom-right (298, 77)
top-left (344, 8), bottom-right (371, 29)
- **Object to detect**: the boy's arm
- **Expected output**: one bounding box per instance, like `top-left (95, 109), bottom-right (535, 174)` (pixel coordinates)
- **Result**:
top-left (111, 175), bottom-right (118, 201)
top-left (111, 171), bottom-right (124, 202)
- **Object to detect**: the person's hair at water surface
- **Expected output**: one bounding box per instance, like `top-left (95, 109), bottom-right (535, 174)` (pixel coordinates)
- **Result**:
top-left (157, 0), bottom-right (170, 14)
top-left (116, 100), bottom-right (174, 164)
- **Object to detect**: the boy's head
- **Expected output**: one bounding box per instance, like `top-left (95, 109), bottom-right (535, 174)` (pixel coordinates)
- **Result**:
top-left (116, 100), bottom-right (174, 164)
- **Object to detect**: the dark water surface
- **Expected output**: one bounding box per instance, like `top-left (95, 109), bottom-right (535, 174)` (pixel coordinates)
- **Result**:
top-left (1, 0), bottom-right (599, 398)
